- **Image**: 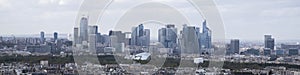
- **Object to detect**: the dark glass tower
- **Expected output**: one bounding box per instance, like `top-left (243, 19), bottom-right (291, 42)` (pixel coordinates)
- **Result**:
top-left (40, 31), bottom-right (45, 44)
top-left (54, 32), bottom-right (58, 41)
top-left (264, 35), bottom-right (275, 50)
top-left (200, 20), bottom-right (212, 49)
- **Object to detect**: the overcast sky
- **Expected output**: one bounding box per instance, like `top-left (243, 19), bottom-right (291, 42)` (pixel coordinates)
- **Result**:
top-left (0, 0), bottom-right (300, 40)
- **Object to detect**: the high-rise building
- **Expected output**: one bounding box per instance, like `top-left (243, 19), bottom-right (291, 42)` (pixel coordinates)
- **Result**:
top-left (40, 31), bottom-right (45, 44)
top-left (109, 30), bottom-right (127, 52)
top-left (158, 24), bottom-right (177, 48)
top-left (264, 35), bottom-right (275, 50)
top-left (88, 25), bottom-right (98, 45)
top-left (124, 32), bottom-right (131, 46)
top-left (88, 25), bottom-right (98, 34)
top-left (142, 29), bottom-right (150, 46)
top-left (200, 20), bottom-right (212, 49)
top-left (180, 25), bottom-right (200, 54)
top-left (79, 16), bottom-right (89, 43)
top-left (54, 32), bottom-right (58, 41)
top-left (88, 34), bottom-right (96, 51)
top-left (131, 24), bottom-right (150, 46)
top-left (109, 30), bottom-right (125, 43)
top-left (73, 27), bottom-right (79, 45)
top-left (229, 39), bottom-right (240, 54)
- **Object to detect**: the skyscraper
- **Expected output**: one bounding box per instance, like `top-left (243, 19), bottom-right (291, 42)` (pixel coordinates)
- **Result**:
top-left (40, 31), bottom-right (45, 44)
top-left (159, 24), bottom-right (177, 48)
top-left (88, 34), bottom-right (96, 51)
top-left (88, 25), bottom-right (98, 34)
top-left (79, 16), bottom-right (89, 43)
top-left (264, 35), bottom-right (275, 50)
top-left (200, 20), bottom-right (212, 49)
top-left (142, 29), bottom-right (150, 46)
top-left (230, 39), bottom-right (240, 54)
top-left (159, 28), bottom-right (167, 46)
top-left (180, 25), bottom-right (200, 54)
top-left (54, 32), bottom-right (58, 41)
top-left (109, 30), bottom-right (126, 44)
top-left (73, 27), bottom-right (79, 45)
top-left (131, 24), bottom-right (150, 46)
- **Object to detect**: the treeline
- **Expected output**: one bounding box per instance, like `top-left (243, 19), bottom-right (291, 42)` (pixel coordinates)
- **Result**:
top-left (0, 55), bottom-right (299, 70)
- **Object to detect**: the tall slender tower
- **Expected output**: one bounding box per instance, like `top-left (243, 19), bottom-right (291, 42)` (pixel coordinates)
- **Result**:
top-left (73, 27), bottom-right (79, 45)
top-left (200, 20), bottom-right (212, 49)
top-left (79, 16), bottom-right (89, 43)
top-left (40, 31), bottom-right (45, 44)
top-left (54, 32), bottom-right (58, 41)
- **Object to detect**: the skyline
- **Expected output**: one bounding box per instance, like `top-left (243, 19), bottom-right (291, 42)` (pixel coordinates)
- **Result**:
top-left (0, 0), bottom-right (300, 40)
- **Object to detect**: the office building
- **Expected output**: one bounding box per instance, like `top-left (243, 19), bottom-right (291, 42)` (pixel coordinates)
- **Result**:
top-left (264, 48), bottom-right (272, 56)
top-left (54, 32), bottom-right (58, 41)
top-left (40, 31), bottom-right (45, 44)
top-left (80, 16), bottom-right (89, 43)
top-left (88, 25), bottom-right (98, 34)
top-left (276, 50), bottom-right (285, 55)
top-left (281, 44), bottom-right (300, 50)
top-left (158, 24), bottom-right (177, 48)
top-left (230, 39), bottom-right (240, 54)
top-left (88, 34), bottom-right (96, 51)
top-left (109, 30), bottom-right (126, 43)
top-left (200, 20), bottom-right (212, 49)
top-left (73, 27), bottom-right (79, 45)
top-left (131, 24), bottom-right (150, 46)
top-left (124, 32), bottom-right (131, 46)
top-left (180, 25), bottom-right (200, 54)
top-left (288, 48), bottom-right (299, 55)
top-left (264, 35), bottom-right (275, 50)
top-left (243, 48), bottom-right (260, 56)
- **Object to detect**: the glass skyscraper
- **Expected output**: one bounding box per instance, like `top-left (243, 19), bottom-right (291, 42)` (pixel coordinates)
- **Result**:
top-left (40, 31), bottom-right (45, 44)
top-left (264, 35), bottom-right (275, 50)
top-left (158, 24), bottom-right (177, 48)
top-left (230, 39), bottom-right (240, 54)
top-left (180, 25), bottom-right (200, 54)
top-left (54, 32), bottom-right (58, 41)
top-left (131, 24), bottom-right (150, 46)
top-left (73, 27), bottom-right (79, 46)
top-left (79, 16), bottom-right (88, 43)
top-left (200, 20), bottom-right (212, 49)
